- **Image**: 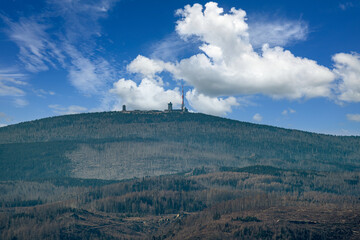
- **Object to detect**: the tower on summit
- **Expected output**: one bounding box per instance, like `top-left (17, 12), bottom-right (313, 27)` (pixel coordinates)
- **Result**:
top-left (165, 83), bottom-right (188, 112)
top-left (181, 84), bottom-right (184, 111)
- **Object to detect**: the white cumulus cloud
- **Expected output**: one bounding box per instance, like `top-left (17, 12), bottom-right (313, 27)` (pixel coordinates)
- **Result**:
top-left (333, 52), bottom-right (360, 102)
top-left (110, 78), bottom-right (181, 110)
top-left (116, 2), bottom-right (341, 116)
top-left (127, 55), bottom-right (176, 79)
top-left (172, 2), bottom-right (335, 99)
top-left (186, 89), bottom-right (238, 116)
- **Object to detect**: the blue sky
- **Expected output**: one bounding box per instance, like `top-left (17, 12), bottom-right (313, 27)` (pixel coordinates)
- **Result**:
top-left (0, 0), bottom-right (359, 135)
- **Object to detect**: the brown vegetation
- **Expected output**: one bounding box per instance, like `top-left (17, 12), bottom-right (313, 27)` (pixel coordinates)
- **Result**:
top-left (1, 167), bottom-right (359, 239)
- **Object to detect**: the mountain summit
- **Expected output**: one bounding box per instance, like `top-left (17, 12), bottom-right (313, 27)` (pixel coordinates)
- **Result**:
top-left (1, 111), bottom-right (359, 181)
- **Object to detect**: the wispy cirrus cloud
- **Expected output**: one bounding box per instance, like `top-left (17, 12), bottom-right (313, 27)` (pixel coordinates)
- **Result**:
top-left (49, 104), bottom-right (88, 115)
top-left (47, 0), bottom-right (118, 42)
top-left (33, 89), bottom-right (55, 98)
top-left (248, 18), bottom-right (308, 48)
top-left (346, 114), bottom-right (360, 122)
top-left (3, 17), bottom-right (65, 72)
top-left (49, 0), bottom-right (119, 96)
top-left (2, 0), bottom-right (118, 97)
top-left (0, 68), bottom-right (28, 107)
top-left (64, 44), bottom-right (115, 95)
top-left (0, 78), bottom-right (26, 97)
top-left (339, 2), bottom-right (355, 11)
top-left (282, 108), bottom-right (296, 115)
top-left (14, 98), bottom-right (29, 107)
top-left (253, 113), bottom-right (263, 122)
top-left (149, 33), bottom-right (201, 62)
top-left (0, 112), bottom-right (12, 124)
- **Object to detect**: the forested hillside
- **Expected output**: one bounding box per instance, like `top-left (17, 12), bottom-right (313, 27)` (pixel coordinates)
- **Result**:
top-left (1, 111), bottom-right (360, 181)
top-left (1, 166), bottom-right (359, 239)
top-left (1, 112), bottom-right (360, 239)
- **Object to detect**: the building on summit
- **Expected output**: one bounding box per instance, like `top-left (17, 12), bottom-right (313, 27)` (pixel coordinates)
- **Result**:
top-left (165, 101), bottom-right (188, 112)
top-left (165, 85), bottom-right (188, 112)
top-left (122, 85), bottom-right (188, 113)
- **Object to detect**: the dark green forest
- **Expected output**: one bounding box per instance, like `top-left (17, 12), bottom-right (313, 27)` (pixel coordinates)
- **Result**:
top-left (0, 111), bottom-right (359, 239)
top-left (0, 111), bottom-right (360, 181)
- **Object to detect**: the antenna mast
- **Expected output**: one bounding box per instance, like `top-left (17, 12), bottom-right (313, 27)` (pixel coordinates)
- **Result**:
top-left (181, 84), bottom-right (184, 111)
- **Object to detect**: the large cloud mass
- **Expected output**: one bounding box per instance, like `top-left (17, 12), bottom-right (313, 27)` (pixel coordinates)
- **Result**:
top-left (173, 2), bottom-right (335, 99)
top-left (110, 78), bottom-right (181, 110)
top-left (127, 55), bottom-right (176, 78)
top-left (112, 2), bottom-right (357, 116)
top-left (186, 89), bottom-right (238, 116)
top-left (3, 1), bottom-right (359, 117)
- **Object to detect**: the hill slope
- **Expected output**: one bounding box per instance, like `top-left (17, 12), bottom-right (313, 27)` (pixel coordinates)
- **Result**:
top-left (0, 111), bottom-right (359, 180)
